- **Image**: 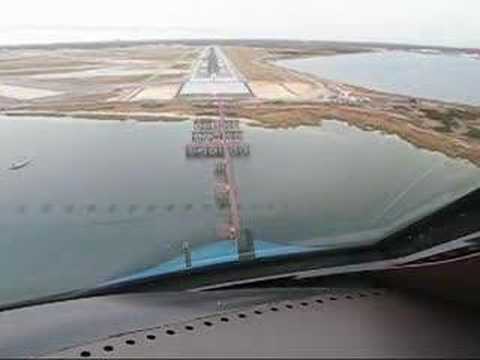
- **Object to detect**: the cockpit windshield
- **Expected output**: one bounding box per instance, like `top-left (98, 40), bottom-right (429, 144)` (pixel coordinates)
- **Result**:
top-left (1, 1), bottom-right (480, 309)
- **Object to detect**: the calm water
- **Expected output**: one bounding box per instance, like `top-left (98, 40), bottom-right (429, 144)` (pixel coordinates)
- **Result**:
top-left (278, 51), bottom-right (480, 105)
top-left (1, 116), bottom-right (479, 306)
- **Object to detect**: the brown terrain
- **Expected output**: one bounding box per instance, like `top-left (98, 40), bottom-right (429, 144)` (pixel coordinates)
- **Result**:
top-left (0, 42), bottom-right (479, 166)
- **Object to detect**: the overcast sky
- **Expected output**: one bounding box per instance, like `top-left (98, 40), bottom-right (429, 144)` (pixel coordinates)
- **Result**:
top-left (2, 0), bottom-right (479, 47)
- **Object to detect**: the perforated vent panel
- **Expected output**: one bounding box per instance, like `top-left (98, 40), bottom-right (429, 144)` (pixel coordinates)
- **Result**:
top-left (47, 289), bottom-right (480, 358)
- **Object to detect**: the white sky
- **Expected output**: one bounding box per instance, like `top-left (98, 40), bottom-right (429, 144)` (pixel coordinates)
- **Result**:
top-left (2, 0), bottom-right (480, 47)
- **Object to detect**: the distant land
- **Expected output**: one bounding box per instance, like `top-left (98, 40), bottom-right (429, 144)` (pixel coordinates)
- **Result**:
top-left (0, 38), bottom-right (478, 53)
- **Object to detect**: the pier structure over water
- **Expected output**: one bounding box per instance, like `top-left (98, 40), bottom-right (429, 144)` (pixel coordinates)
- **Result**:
top-left (185, 96), bottom-right (253, 261)
top-left (185, 117), bottom-right (249, 158)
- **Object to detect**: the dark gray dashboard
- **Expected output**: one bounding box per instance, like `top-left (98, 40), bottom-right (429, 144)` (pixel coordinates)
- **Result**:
top-left (1, 286), bottom-right (479, 358)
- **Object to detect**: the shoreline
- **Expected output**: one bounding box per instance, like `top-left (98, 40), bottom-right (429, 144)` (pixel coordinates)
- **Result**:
top-left (0, 41), bottom-right (479, 167)
top-left (3, 106), bottom-right (480, 167)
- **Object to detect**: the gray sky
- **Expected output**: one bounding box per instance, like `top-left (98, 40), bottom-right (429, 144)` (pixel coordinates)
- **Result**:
top-left (2, 0), bottom-right (480, 47)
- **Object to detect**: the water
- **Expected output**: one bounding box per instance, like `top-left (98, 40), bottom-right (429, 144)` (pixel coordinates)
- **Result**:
top-left (278, 51), bottom-right (480, 105)
top-left (0, 116), bottom-right (479, 306)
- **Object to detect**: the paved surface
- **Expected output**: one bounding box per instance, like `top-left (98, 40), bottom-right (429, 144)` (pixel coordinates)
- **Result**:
top-left (179, 46), bottom-right (251, 97)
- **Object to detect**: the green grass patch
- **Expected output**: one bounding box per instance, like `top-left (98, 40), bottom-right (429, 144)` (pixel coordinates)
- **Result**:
top-left (421, 107), bottom-right (479, 132)
top-left (467, 127), bottom-right (480, 139)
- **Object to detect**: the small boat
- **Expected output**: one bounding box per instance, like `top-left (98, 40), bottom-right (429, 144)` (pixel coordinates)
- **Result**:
top-left (124, 118), bottom-right (137, 126)
top-left (9, 158), bottom-right (32, 171)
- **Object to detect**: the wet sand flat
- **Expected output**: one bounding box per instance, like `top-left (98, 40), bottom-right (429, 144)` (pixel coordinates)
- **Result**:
top-left (249, 81), bottom-right (296, 99)
top-left (0, 84), bottom-right (61, 100)
top-left (133, 85), bottom-right (180, 101)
